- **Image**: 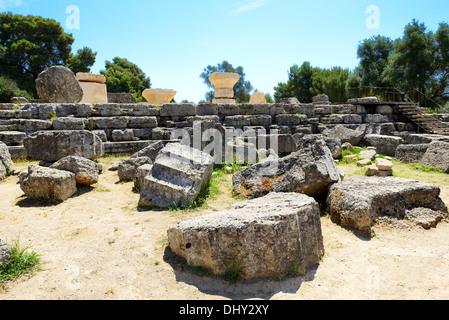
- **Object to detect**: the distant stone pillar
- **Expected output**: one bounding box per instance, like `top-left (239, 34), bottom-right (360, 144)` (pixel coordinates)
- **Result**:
top-left (142, 89), bottom-right (177, 105)
top-left (209, 72), bottom-right (239, 104)
top-left (76, 73), bottom-right (108, 104)
top-left (249, 92), bottom-right (266, 104)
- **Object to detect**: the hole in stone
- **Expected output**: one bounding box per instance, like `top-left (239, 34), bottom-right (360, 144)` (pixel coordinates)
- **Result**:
top-left (186, 243), bottom-right (192, 249)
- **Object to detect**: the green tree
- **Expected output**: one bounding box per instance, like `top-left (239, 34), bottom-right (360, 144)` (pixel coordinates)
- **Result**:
top-left (274, 62), bottom-right (315, 103)
top-left (0, 76), bottom-right (32, 103)
top-left (66, 47), bottom-right (97, 74)
top-left (382, 20), bottom-right (449, 107)
top-left (100, 57), bottom-right (151, 102)
top-left (264, 92), bottom-right (274, 103)
top-left (274, 62), bottom-right (349, 103)
top-left (200, 61), bottom-right (254, 103)
top-left (0, 12), bottom-right (95, 97)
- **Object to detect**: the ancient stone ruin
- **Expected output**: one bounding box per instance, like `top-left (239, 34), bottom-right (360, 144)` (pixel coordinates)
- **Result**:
top-left (167, 192), bottom-right (324, 280)
top-left (2, 67), bottom-right (449, 282)
top-left (327, 176), bottom-right (448, 236)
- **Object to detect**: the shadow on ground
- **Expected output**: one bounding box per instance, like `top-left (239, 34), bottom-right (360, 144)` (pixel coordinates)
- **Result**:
top-left (15, 185), bottom-right (95, 207)
top-left (163, 247), bottom-right (317, 300)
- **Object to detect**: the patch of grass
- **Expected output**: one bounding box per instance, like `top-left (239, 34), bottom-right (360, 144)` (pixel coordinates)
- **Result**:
top-left (223, 258), bottom-right (245, 285)
top-left (95, 187), bottom-right (111, 193)
top-left (0, 239), bottom-right (41, 290)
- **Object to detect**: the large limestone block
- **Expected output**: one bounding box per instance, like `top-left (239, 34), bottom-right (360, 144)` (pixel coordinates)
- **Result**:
top-left (395, 144), bottom-right (429, 164)
top-left (23, 130), bottom-right (104, 162)
top-left (363, 134), bottom-right (403, 157)
top-left (142, 89), bottom-right (177, 105)
top-left (421, 141), bottom-right (449, 172)
top-left (321, 124), bottom-right (365, 146)
top-left (209, 72), bottom-right (240, 99)
top-left (78, 82), bottom-right (108, 104)
top-left (139, 143), bottom-right (214, 208)
top-left (233, 136), bottom-right (341, 199)
top-left (20, 165), bottom-right (77, 201)
top-left (50, 156), bottom-right (100, 185)
top-left (327, 176), bottom-right (448, 236)
top-left (249, 92), bottom-right (267, 104)
top-left (0, 141), bottom-right (14, 180)
top-left (76, 73), bottom-right (106, 83)
top-left (35, 66), bottom-right (83, 103)
top-left (167, 192), bottom-right (324, 281)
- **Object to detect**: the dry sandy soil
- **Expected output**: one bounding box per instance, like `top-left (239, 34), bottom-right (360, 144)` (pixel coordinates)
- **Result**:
top-left (1, 157), bottom-right (449, 300)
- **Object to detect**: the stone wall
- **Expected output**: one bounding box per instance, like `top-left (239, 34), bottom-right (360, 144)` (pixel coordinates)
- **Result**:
top-left (0, 102), bottom-right (435, 158)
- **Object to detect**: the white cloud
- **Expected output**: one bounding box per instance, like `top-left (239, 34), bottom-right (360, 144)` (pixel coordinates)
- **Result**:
top-left (234, 0), bottom-right (269, 14)
top-left (0, 0), bottom-right (23, 10)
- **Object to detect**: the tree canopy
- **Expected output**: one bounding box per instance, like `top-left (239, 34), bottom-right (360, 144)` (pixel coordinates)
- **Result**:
top-left (200, 61), bottom-right (254, 103)
top-left (0, 12), bottom-right (96, 97)
top-left (100, 57), bottom-right (151, 102)
top-left (274, 62), bottom-right (350, 103)
top-left (349, 19), bottom-right (449, 109)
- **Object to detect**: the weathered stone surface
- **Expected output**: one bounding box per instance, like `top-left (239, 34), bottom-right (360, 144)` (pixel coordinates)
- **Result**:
top-left (249, 92), bottom-right (267, 104)
top-left (0, 131), bottom-right (26, 146)
top-left (107, 93), bottom-right (134, 103)
top-left (327, 176), bottom-right (448, 236)
top-left (35, 66), bottom-right (83, 103)
top-left (167, 192), bottom-right (324, 280)
top-left (52, 117), bottom-right (86, 130)
top-left (275, 114), bottom-right (302, 126)
top-left (75, 73), bottom-right (106, 83)
top-left (23, 130), bottom-right (104, 161)
top-left (142, 89), bottom-right (177, 105)
top-left (365, 164), bottom-right (392, 177)
top-left (209, 72), bottom-right (240, 99)
top-left (404, 134), bottom-right (449, 145)
top-left (233, 136), bottom-right (341, 199)
top-left (321, 124), bottom-right (365, 146)
top-left (130, 138), bottom-right (164, 157)
top-left (139, 143), bottom-right (214, 208)
top-left (88, 117), bottom-right (128, 129)
top-left (421, 141), bottom-right (449, 172)
top-left (159, 104), bottom-right (196, 117)
top-left (10, 97), bottom-right (29, 104)
top-left (20, 165), bottom-right (77, 201)
top-left (375, 158), bottom-right (393, 171)
top-left (0, 141), bottom-right (14, 180)
top-left (112, 129), bottom-right (137, 142)
top-left (133, 164), bottom-right (153, 191)
top-left (357, 159), bottom-right (371, 167)
top-left (324, 138), bottom-right (342, 159)
top-left (127, 116), bottom-right (158, 128)
top-left (347, 97), bottom-right (379, 104)
top-left (78, 81), bottom-right (108, 104)
top-left (257, 133), bottom-right (299, 154)
top-left (280, 97), bottom-right (300, 104)
top-left (312, 95), bottom-right (330, 105)
top-left (363, 134), bottom-right (403, 156)
top-left (395, 144), bottom-right (429, 164)
top-left (50, 156), bottom-right (99, 185)
top-left (0, 239), bottom-right (12, 265)
top-left (118, 156), bottom-right (152, 182)
top-left (358, 149), bottom-right (377, 161)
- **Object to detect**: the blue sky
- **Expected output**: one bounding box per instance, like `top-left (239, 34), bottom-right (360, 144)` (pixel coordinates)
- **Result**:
top-left (2, 0), bottom-right (449, 102)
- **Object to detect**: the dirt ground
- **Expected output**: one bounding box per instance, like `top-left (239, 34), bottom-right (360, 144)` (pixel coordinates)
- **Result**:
top-left (1, 157), bottom-right (449, 300)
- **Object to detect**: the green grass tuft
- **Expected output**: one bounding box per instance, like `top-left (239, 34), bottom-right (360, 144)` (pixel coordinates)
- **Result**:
top-left (0, 239), bottom-right (41, 290)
